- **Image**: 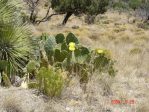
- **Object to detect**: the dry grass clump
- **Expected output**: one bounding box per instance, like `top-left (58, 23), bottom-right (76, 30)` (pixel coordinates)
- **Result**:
top-left (1, 96), bottom-right (23, 112)
top-left (113, 25), bottom-right (126, 33)
top-left (135, 34), bottom-right (149, 42)
top-left (130, 47), bottom-right (142, 55)
top-left (44, 100), bottom-right (66, 112)
top-left (120, 34), bottom-right (131, 42)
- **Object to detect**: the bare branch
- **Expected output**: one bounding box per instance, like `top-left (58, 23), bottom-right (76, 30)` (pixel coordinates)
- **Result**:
top-left (36, 13), bottom-right (64, 24)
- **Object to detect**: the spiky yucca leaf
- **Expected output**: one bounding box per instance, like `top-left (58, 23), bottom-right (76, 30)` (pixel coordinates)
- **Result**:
top-left (0, 0), bottom-right (32, 71)
top-left (0, 0), bottom-right (15, 23)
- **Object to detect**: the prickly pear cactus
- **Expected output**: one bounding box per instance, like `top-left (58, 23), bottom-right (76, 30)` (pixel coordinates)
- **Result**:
top-left (54, 49), bottom-right (68, 62)
top-left (74, 46), bottom-right (90, 64)
top-left (66, 33), bottom-right (79, 45)
top-left (44, 36), bottom-right (57, 56)
top-left (92, 49), bottom-right (116, 76)
top-left (40, 32), bottom-right (116, 85)
top-left (55, 33), bottom-right (65, 44)
top-left (44, 36), bottom-right (57, 64)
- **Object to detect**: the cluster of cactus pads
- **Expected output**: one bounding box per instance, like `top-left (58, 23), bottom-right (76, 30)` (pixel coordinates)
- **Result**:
top-left (42, 33), bottom-right (116, 82)
top-left (27, 32), bottom-right (116, 97)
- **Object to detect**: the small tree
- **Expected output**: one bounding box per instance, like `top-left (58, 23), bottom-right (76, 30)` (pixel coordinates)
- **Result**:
top-left (51, 0), bottom-right (109, 25)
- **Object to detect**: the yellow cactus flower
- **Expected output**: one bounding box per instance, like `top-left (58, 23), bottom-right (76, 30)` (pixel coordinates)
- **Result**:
top-left (69, 42), bottom-right (75, 47)
top-left (97, 49), bottom-right (104, 54)
top-left (69, 46), bottom-right (75, 51)
top-left (69, 42), bottom-right (75, 51)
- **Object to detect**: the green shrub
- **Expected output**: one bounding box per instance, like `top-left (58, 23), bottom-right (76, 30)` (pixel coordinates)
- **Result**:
top-left (27, 60), bottom-right (39, 73)
top-left (112, 1), bottom-right (129, 11)
top-left (37, 67), bottom-right (64, 97)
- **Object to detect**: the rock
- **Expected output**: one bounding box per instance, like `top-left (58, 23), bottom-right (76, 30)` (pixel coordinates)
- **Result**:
top-left (72, 25), bottom-right (79, 29)
top-left (11, 76), bottom-right (23, 87)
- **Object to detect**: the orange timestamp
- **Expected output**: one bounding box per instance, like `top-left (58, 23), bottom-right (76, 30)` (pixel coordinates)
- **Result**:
top-left (111, 99), bottom-right (135, 105)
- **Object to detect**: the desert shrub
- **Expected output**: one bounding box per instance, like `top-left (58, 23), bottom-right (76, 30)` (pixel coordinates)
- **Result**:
top-left (36, 67), bottom-right (64, 97)
top-left (27, 60), bottom-right (38, 73)
top-left (111, 0), bottom-right (129, 12)
top-left (128, 0), bottom-right (142, 10)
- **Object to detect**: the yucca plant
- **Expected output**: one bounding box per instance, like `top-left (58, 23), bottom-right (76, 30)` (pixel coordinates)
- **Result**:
top-left (0, 0), bottom-right (32, 86)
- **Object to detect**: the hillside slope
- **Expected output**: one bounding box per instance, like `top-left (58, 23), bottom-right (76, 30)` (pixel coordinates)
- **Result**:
top-left (1, 11), bottom-right (149, 112)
